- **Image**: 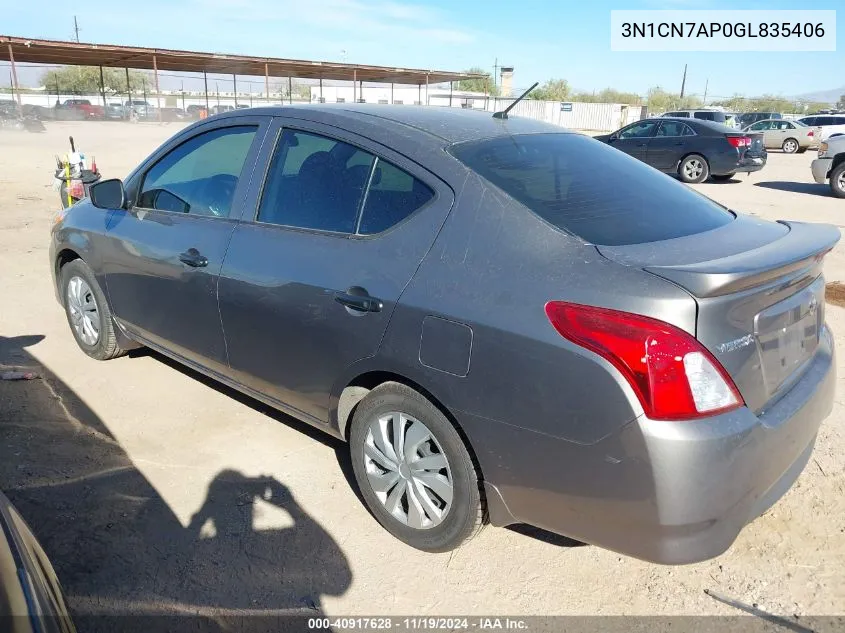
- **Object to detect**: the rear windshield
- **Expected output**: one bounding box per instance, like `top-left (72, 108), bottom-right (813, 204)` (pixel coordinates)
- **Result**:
top-left (449, 133), bottom-right (734, 246)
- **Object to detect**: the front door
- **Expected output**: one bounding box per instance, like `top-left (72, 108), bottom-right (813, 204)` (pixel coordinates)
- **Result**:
top-left (217, 120), bottom-right (454, 423)
top-left (609, 120), bottom-right (659, 162)
top-left (102, 119), bottom-right (268, 372)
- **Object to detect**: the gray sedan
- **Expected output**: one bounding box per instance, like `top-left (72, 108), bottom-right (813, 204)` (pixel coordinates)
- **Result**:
top-left (49, 105), bottom-right (838, 563)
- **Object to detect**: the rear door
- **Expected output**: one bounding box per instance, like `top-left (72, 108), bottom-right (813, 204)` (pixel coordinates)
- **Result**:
top-left (608, 120), bottom-right (658, 162)
top-left (102, 117), bottom-right (269, 374)
top-left (647, 120), bottom-right (695, 170)
top-left (217, 119), bottom-right (454, 423)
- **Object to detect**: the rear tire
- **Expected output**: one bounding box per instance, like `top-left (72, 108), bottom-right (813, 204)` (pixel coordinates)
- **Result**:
top-left (61, 259), bottom-right (127, 361)
top-left (830, 162), bottom-right (845, 199)
top-left (711, 173), bottom-right (736, 182)
top-left (782, 138), bottom-right (799, 154)
top-left (678, 154), bottom-right (709, 184)
top-left (349, 382), bottom-right (484, 552)
top-left (797, 147), bottom-right (808, 154)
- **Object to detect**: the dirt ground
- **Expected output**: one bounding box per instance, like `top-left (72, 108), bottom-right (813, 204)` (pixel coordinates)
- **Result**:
top-left (0, 121), bottom-right (844, 625)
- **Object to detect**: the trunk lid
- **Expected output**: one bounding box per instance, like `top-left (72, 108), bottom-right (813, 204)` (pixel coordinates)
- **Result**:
top-left (597, 215), bottom-right (839, 412)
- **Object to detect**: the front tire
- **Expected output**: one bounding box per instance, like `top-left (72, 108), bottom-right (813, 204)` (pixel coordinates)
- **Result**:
top-left (61, 259), bottom-right (126, 360)
top-left (830, 162), bottom-right (845, 199)
top-left (679, 154), bottom-right (709, 183)
top-left (782, 138), bottom-right (799, 154)
top-left (349, 382), bottom-right (484, 552)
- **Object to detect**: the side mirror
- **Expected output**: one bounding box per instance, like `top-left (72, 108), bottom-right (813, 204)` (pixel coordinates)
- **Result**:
top-left (89, 178), bottom-right (126, 209)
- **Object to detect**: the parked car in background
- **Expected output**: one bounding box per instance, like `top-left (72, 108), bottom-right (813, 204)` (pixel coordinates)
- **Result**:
top-left (50, 105), bottom-right (836, 563)
top-left (104, 103), bottom-right (128, 120)
top-left (210, 104), bottom-right (235, 115)
top-left (125, 99), bottom-right (157, 119)
top-left (797, 115), bottom-right (845, 142)
top-left (743, 118), bottom-right (816, 153)
top-left (160, 107), bottom-right (189, 122)
top-left (661, 109), bottom-right (727, 124)
top-left (0, 490), bottom-right (76, 632)
top-left (736, 112), bottom-right (783, 128)
top-left (811, 135), bottom-right (845, 198)
top-left (55, 99), bottom-right (104, 120)
top-left (596, 117), bottom-right (767, 182)
top-left (186, 104), bottom-right (208, 119)
top-left (235, 104), bottom-right (251, 110)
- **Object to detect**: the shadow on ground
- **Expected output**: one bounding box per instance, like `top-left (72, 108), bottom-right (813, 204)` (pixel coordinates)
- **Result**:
top-left (0, 335), bottom-right (352, 633)
top-left (754, 181), bottom-right (833, 197)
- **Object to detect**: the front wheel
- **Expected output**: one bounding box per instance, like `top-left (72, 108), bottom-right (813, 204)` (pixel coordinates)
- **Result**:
top-left (61, 259), bottom-right (127, 360)
top-left (782, 138), bottom-right (799, 154)
top-left (349, 382), bottom-right (484, 552)
top-left (830, 162), bottom-right (845, 199)
top-left (679, 154), bottom-right (709, 183)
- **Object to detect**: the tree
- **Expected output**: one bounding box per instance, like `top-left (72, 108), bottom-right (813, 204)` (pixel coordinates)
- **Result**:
top-left (529, 79), bottom-right (570, 101)
top-left (457, 67), bottom-right (498, 95)
top-left (41, 66), bottom-right (151, 95)
top-left (644, 86), bottom-right (701, 113)
top-left (837, 94), bottom-right (845, 110)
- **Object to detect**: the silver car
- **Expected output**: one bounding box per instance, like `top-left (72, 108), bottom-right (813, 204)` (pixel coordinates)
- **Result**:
top-left (743, 119), bottom-right (816, 153)
top-left (50, 105), bottom-right (838, 563)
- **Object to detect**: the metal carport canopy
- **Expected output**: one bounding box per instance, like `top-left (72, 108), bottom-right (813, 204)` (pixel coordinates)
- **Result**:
top-left (0, 35), bottom-right (482, 84)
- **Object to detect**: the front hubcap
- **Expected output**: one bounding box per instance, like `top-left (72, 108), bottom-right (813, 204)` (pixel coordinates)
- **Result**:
top-left (66, 276), bottom-right (100, 346)
top-left (837, 170), bottom-right (845, 192)
top-left (684, 159), bottom-right (703, 179)
top-left (363, 412), bottom-right (453, 529)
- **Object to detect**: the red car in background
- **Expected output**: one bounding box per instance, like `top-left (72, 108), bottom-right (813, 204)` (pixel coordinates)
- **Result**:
top-left (55, 99), bottom-right (105, 120)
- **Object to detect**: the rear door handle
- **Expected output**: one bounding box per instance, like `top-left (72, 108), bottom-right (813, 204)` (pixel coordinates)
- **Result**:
top-left (334, 291), bottom-right (383, 313)
top-left (179, 248), bottom-right (208, 268)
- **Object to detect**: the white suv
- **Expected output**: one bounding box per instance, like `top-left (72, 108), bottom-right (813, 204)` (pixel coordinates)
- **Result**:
top-left (811, 135), bottom-right (845, 198)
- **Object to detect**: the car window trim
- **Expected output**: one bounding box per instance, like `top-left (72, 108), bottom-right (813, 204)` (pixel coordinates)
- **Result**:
top-left (244, 117), bottom-right (445, 240)
top-left (130, 117), bottom-right (270, 219)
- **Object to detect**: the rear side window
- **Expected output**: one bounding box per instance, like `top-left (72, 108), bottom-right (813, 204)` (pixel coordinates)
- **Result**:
top-left (657, 121), bottom-right (694, 137)
top-left (449, 133), bottom-right (734, 247)
top-left (257, 129), bottom-right (374, 233)
top-left (358, 160), bottom-right (434, 234)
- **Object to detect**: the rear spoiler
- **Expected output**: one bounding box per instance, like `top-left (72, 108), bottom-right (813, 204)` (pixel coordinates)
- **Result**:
top-left (643, 221), bottom-right (840, 298)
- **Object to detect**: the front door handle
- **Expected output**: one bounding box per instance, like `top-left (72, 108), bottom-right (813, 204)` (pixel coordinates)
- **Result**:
top-left (334, 290), bottom-right (383, 313)
top-left (179, 248), bottom-right (208, 268)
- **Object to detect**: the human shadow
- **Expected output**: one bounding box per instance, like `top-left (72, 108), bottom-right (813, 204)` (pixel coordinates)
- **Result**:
top-left (0, 335), bottom-right (352, 633)
top-left (754, 181), bottom-right (833, 197)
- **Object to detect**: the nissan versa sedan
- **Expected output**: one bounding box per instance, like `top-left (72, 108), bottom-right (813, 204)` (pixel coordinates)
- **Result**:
top-left (50, 105), bottom-right (837, 564)
top-left (595, 118), bottom-right (767, 183)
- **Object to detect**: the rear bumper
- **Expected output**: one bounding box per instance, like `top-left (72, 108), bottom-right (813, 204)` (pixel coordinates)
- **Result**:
top-left (812, 158), bottom-right (833, 184)
top-left (462, 326), bottom-right (835, 564)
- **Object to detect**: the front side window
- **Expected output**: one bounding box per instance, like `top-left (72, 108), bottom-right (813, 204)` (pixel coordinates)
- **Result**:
top-left (618, 121), bottom-right (658, 139)
top-left (139, 126), bottom-right (256, 217)
top-left (748, 121), bottom-right (769, 131)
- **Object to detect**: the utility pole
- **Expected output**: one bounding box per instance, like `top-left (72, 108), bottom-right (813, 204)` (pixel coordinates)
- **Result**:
top-left (493, 57), bottom-right (499, 90)
top-left (703, 78), bottom-right (708, 105)
top-left (73, 16), bottom-right (80, 43)
top-left (679, 63), bottom-right (688, 99)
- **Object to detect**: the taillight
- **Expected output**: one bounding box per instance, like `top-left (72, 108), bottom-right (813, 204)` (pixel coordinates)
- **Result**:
top-left (726, 136), bottom-right (751, 148)
top-left (544, 302), bottom-right (744, 421)
top-left (807, 130), bottom-right (814, 137)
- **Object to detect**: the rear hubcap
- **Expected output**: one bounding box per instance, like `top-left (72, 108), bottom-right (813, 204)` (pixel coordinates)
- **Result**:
top-left (363, 412), bottom-right (453, 529)
top-left (684, 159), bottom-right (703, 180)
top-left (784, 140), bottom-right (797, 152)
top-left (66, 276), bottom-right (100, 346)
top-left (837, 170), bottom-right (845, 192)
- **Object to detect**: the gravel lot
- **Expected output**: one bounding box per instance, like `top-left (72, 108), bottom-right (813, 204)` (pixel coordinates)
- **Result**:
top-left (0, 121), bottom-right (843, 626)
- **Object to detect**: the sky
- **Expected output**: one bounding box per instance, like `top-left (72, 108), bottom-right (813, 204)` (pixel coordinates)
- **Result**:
top-left (2, 0), bottom-right (843, 99)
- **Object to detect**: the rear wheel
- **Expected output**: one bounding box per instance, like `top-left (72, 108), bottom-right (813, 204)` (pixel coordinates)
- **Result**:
top-left (349, 382), bottom-right (484, 552)
top-left (679, 154), bottom-right (709, 184)
top-left (782, 138), bottom-right (799, 154)
top-left (61, 259), bottom-right (126, 360)
top-left (830, 162), bottom-right (845, 199)
top-left (711, 173), bottom-right (736, 182)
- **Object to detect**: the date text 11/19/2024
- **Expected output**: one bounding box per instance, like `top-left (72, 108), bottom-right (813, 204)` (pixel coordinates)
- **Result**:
top-left (307, 617), bottom-right (530, 631)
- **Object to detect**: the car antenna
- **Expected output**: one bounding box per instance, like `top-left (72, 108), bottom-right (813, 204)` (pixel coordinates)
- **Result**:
top-left (492, 82), bottom-right (539, 120)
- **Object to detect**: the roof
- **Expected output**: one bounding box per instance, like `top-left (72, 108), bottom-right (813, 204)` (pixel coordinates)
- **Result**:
top-left (221, 103), bottom-right (570, 144)
top-left (0, 35), bottom-right (482, 85)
